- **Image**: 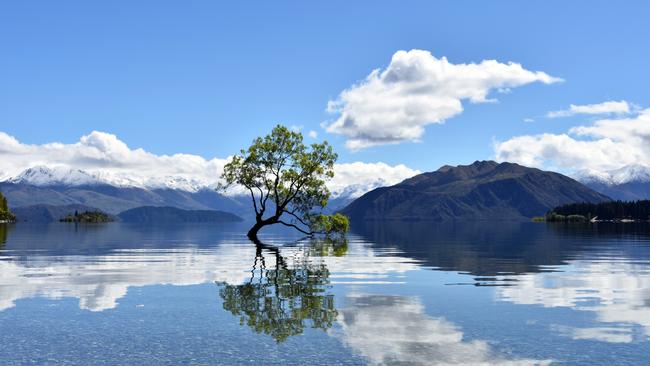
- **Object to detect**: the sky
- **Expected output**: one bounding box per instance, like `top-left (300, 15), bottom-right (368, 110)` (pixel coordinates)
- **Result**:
top-left (1, 0), bottom-right (650, 182)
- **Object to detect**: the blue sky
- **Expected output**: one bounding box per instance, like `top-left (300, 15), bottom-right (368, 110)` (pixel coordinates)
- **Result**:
top-left (1, 1), bottom-right (649, 174)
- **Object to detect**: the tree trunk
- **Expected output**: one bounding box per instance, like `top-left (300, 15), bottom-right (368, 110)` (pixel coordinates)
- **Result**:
top-left (247, 214), bottom-right (281, 242)
top-left (247, 221), bottom-right (264, 241)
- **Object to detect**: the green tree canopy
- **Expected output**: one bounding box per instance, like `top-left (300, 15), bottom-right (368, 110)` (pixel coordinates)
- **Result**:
top-left (0, 192), bottom-right (15, 222)
top-left (221, 125), bottom-right (348, 239)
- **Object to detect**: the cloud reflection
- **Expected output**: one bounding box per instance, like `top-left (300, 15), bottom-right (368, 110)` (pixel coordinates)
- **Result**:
top-left (0, 240), bottom-right (419, 312)
top-left (498, 260), bottom-right (650, 343)
top-left (335, 294), bottom-right (551, 366)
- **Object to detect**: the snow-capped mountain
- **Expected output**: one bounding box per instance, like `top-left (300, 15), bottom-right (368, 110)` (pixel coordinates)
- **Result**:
top-left (575, 164), bottom-right (650, 186)
top-left (575, 165), bottom-right (650, 200)
top-left (4, 166), bottom-right (215, 193)
top-left (8, 166), bottom-right (103, 186)
top-left (3, 165), bottom-right (390, 198)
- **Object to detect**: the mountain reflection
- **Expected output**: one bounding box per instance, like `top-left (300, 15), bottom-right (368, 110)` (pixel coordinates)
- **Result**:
top-left (217, 239), bottom-right (345, 342)
top-left (353, 221), bottom-right (650, 277)
top-left (0, 224), bottom-right (417, 312)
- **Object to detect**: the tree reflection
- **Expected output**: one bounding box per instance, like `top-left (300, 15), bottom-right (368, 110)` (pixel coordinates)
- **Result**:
top-left (0, 224), bottom-right (11, 246)
top-left (217, 238), bottom-right (346, 342)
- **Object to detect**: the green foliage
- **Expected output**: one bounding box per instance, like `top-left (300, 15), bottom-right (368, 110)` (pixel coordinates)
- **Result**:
top-left (541, 212), bottom-right (589, 222)
top-left (0, 192), bottom-right (16, 222)
top-left (220, 125), bottom-right (340, 237)
top-left (309, 213), bottom-right (350, 237)
top-left (60, 211), bottom-right (113, 223)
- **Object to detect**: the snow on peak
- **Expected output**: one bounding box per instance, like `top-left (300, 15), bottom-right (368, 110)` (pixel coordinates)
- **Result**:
top-left (4, 166), bottom-right (216, 192)
top-left (575, 164), bottom-right (650, 186)
top-left (8, 166), bottom-right (102, 186)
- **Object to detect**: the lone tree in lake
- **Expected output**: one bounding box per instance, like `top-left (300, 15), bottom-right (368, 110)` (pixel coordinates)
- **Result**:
top-left (221, 125), bottom-right (349, 241)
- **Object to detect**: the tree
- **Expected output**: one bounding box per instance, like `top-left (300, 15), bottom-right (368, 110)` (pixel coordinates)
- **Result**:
top-left (221, 125), bottom-right (349, 240)
top-left (0, 193), bottom-right (7, 213)
top-left (0, 192), bottom-right (15, 222)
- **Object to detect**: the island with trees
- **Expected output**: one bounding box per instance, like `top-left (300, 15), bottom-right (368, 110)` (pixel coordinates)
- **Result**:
top-left (537, 200), bottom-right (650, 222)
top-left (0, 192), bottom-right (16, 223)
top-left (60, 210), bottom-right (114, 223)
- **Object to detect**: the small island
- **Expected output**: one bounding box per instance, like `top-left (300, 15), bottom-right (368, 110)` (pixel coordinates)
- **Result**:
top-left (60, 210), bottom-right (114, 223)
top-left (0, 192), bottom-right (16, 223)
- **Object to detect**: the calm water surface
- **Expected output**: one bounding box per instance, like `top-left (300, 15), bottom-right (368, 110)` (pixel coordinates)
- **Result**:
top-left (0, 221), bottom-right (649, 365)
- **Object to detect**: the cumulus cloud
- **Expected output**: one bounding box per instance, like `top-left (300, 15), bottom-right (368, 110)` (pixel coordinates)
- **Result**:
top-left (330, 162), bottom-right (419, 198)
top-left (324, 49), bottom-right (561, 150)
top-left (0, 130), bottom-right (418, 195)
top-left (547, 100), bottom-right (631, 118)
top-left (0, 130), bottom-right (230, 191)
top-left (494, 109), bottom-right (650, 173)
top-left (308, 130), bottom-right (318, 139)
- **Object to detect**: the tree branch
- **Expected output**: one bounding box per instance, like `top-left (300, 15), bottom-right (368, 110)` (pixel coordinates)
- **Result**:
top-left (277, 220), bottom-right (313, 236)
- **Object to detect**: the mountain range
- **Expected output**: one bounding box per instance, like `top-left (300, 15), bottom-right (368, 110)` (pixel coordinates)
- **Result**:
top-left (5, 162), bottom-right (648, 223)
top-left (341, 161), bottom-right (610, 221)
top-left (574, 165), bottom-right (650, 201)
top-left (0, 165), bottom-right (362, 220)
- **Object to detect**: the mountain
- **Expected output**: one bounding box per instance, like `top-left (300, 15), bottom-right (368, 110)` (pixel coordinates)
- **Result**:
top-left (12, 204), bottom-right (115, 223)
top-left (341, 161), bottom-right (610, 221)
top-left (118, 206), bottom-right (242, 223)
top-left (0, 166), bottom-right (249, 216)
top-left (0, 165), bottom-right (383, 217)
top-left (7, 165), bottom-right (212, 192)
top-left (576, 165), bottom-right (650, 200)
top-left (0, 181), bottom-right (249, 216)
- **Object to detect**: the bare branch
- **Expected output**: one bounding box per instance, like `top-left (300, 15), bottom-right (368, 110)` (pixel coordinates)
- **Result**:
top-left (277, 220), bottom-right (313, 236)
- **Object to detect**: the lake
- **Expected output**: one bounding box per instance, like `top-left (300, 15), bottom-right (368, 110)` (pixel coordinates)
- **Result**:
top-left (0, 221), bottom-right (649, 365)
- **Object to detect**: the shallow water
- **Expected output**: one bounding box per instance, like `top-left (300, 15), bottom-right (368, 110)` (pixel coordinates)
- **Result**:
top-left (1, 221), bottom-right (649, 365)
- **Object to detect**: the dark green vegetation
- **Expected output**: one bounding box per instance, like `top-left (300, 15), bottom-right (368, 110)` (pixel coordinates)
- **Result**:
top-left (60, 210), bottom-right (114, 223)
top-left (117, 206), bottom-right (242, 223)
top-left (0, 191), bottom-right (16, 222)
top-left (545, 200), bottom-right (650, 222)
top-left (221, 125), bottom-right (348, 240)
top-left (342, 161), bottom-right (610, 221)
top-left (218, 239), bottom-right (344, 343)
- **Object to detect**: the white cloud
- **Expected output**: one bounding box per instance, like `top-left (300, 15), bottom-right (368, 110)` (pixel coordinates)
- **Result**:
top-left (0, 130), bottom-right (230, 191)
top-left (324, 49), bottom-right (561, 150)
top-left (547, 100), bottom-right (630, 118)
top-left (0, 130), bottom-right (418, 196)
top-left (523, 118), bottom-right (535, 123)
top-left (308, 130), bottom-right (318, 139)
top-left (546, 100), bottom-right (630, 118)
top-left (330, 162), bottom-right (420, 198)
top-left (494, 109), bottom-right (650, 173)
